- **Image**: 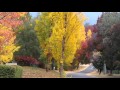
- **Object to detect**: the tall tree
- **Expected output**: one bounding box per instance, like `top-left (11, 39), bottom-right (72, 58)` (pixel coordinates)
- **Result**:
top-left (35, 12), bottom-right (53, 67)
top-left (0, 12), bottom-right (27, 31)
top-left (96, 12), bottom-right (120, 75)
top-left (0, 12), bottom-right (27, 63)
top-left (35, 12), bottom-right (86, 77)
top-left (102, 23), bottom-right (120, 75)
top-left (97, 12), bottom-right (120, 37)
top-left (49, 12), bottom-right (86, 77)
top-left (0, 29), bottom-right (20, 63)
top-left (75, 28), bottom-right (92, 64)
top-left (14, 13), bottom-right (40, 60)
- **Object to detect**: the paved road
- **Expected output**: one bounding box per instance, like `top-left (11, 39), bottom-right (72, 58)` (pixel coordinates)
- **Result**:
top-left (67, 64), bottom-right (97, 78)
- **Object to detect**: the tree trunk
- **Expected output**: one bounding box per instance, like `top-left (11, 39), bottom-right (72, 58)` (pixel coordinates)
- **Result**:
top-left (103, 61), bottom-right (107, 74)
top-left (77, 64), bottom-right (79, 70)
top-left (110, 69), bottom-right (113, 75)
top-left (60, 36), bottom-right (65, 78)
top-left (46, 64), bottom-right (49, 72)
top-left (60, 63), bottom-right (64, 77)
top-left (60, 13), bottom-right (67, 78)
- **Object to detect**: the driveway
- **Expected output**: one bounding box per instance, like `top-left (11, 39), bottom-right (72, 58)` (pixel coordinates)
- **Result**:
top-left (66, 64), bottom-right (97, 78)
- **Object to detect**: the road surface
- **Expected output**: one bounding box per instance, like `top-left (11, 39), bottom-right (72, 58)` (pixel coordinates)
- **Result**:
top-left (66, 64), bottom-right (97, 78)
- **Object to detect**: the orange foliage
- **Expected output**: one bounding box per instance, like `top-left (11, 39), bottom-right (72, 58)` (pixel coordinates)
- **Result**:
top-left (0, 12), bottom-right (27, 29)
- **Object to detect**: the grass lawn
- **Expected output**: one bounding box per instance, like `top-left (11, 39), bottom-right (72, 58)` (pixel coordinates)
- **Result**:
top-left (22, 66), bottom-right (59, 78)
top-left (87, 70), bottom-right (120, 78)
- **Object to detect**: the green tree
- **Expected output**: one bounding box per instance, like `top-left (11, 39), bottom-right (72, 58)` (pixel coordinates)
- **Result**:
top-left (97, 12), bottom-right (120, 37)
top-left (35, 12), bottom-right (53, 70)
top-left (104, 23), bottom-right (120, 74)
top-left (96, 12), bottom-right (120, 75)
top-left (14, 14), bottom-right (40, 60)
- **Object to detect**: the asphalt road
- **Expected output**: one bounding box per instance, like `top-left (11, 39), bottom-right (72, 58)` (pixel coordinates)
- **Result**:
top-left (67, 64), bottom-right (97, 78)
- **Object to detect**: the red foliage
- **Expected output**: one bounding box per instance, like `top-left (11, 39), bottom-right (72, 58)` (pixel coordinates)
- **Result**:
top-left (85, 25), bottom-right (98, 35)
top-left (0, 12), bottom-right (28, 53)
top-left (75, 25), bottom-right (97, 63)
top-left (0, 12), bottom-right (27, 29)
top-left (0, 30), bottom-right (15, 53)
top-left (81, 41), bottom-right (88, 49)
top-left (0, 30), bottom-right (14, 43)
top-left (86, 52), bottom-right (91, 59)
top-left (75, 41), bottom-right (89, 62)
top-left (15, 56), bottom-right (40, 66)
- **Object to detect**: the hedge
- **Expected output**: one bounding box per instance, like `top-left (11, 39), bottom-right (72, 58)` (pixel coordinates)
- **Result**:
top-left (0, 65), bottom-right (23, 78)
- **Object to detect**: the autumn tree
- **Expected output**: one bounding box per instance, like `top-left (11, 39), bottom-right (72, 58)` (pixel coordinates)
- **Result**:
top-left (0, 12), bottom-right (27, 31)
top-left (75, 28), bottom-right (92, 65)
top-left (0, 29), bottom-right (20, 63)
top-left (48, 12), bottom-right (86, 77)
top-left (35, 12), bottom-right (86, 77)
top-left (35, 12), bottom-right (53, 70)
top-left (0, 12), bottom-right (27, 63)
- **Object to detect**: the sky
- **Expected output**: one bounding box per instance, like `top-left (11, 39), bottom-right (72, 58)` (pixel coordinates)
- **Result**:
top-left (30, 12), bottom-right (102, 25)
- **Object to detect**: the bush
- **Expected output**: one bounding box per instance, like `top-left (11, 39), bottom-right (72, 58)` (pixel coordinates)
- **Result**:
top-left (38, 62), bottom-right (45, 68)
top-left (64, 64), bottom-right (73, 71)
top-left (114, 61), bottom-right (120, 70)
top-left (92, 59), bottom-right (103, 70)
top-left (71, 59), bottom-right (79, 70)
top-left (38, 55), bottom-right (47, 68)
top-left (15, 56), bottom-right (40, 66)
top-left (0, 65), bottom-right (23, 78)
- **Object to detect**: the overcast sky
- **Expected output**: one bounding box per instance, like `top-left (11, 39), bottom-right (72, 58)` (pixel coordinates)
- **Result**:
top-left (30, 12), bottom-right (102, 25)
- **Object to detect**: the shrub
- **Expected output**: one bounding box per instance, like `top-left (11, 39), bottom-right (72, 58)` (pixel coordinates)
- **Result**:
top-left (15, 56), bottom-right (40, 66)
top-left (114, 61), bottom-right (120, 71)
top-left (38, 55), bottom-right (47, 68)
top-left (38, 62), bottom-right (45, 68)
top-left (71, 59), bottom-right (79, 70)
top-left (92, 59), bottom-right (103, 70)
top-left (0, 65), bottom-right (23, 78)
top-left (64, 64), bottom-right (73, 71)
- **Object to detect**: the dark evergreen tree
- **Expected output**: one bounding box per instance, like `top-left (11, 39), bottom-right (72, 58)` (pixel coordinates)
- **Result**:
top-left (14, 13), bottom-right (40, 60)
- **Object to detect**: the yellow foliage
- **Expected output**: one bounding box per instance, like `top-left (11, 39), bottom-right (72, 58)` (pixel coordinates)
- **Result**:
top-left (0, 45), bottom-right (20, 63)
top-left (87, 29), bottom-right (92, 38)
top-left (0, 12), bottom-right (27, 64)
top-left (18, 12), bottom-right (27, 17)
top-left (35, 12), bottom-right (53, 56)
top-left (35, 12), bottom-right (86, 67)
top-left (49, 12), bottom-right (86, 65)
top-left (0, 34), bottom-right (20, 63)
top-left (0, 24), bottom-right (11, 30)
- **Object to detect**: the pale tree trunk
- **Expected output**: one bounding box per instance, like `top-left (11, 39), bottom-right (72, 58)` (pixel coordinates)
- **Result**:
top-left (60, 13), bottom-right (67, 78)
top-left (60, 63), bottom-right (64, 77)
top-left (60, 36), bottom-right (65, 78)
top-left (103, 61), bottom-right (107, 74)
